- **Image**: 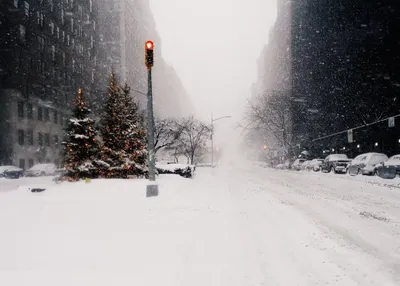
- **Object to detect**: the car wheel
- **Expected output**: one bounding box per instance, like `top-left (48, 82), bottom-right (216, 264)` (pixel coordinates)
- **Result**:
top-left (357, 169), bottom-right (361, 175)
top-left (40, 172), bottom-right (45, 176)
top-left (374, 169), bottom-right (379, 176)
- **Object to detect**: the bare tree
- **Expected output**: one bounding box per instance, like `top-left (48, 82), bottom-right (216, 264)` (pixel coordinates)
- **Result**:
top-left (244, 90), bottom-right (293, 155)
top-left (175, 116), bottom-right (211, 165)
top-left (154, 117), bottom-right (182, 154)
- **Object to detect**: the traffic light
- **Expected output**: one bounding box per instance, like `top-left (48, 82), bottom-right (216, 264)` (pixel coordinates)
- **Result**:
top-left (263, 145), bottom-right (268, 151)
top-left (145, 40), bottom-right (154, 69)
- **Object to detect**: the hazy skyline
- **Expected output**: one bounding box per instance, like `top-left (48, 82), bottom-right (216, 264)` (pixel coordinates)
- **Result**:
top-left (150, 0), bottom-right (277, 151)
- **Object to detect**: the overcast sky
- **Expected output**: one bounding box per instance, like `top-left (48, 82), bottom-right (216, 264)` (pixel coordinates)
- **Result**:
top-left (149, 0), bottom-right (277, 150)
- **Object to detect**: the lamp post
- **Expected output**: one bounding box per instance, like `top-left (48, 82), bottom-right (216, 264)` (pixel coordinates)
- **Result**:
top-left (211, 114), bottom-right (231, 166)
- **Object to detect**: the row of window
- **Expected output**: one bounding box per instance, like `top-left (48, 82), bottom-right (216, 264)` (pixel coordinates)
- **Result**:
top-left (17, 101), bottom-right (68, 126)
top-left (17, 129), bottom-right (60, 148)
top-left (18, 158), bottom-right (60, 170)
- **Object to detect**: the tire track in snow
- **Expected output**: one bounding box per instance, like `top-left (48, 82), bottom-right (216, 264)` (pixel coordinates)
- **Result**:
top-left (220, 168), bottom-right (399, 285)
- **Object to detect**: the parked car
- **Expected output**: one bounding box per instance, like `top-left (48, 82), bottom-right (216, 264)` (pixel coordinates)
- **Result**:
top-left (375, 155), bottom-right (400, 178)
top-left (321, 154), bottom-right (350, 174)
top-left (307, 159), bottom-right (324, 171)
top-left (292, 159), bottom-right (306, 171)
top-left (348, 153), bottom-right (388, 176)
top-left (0, 165), bottom-right (24, 178)
top-left (300, 160), bottom-right (311, 171)
top-left (25, 163), bottom-right (56, 177)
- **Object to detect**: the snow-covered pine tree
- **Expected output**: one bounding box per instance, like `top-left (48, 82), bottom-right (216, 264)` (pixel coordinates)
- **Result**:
top-left (63, 88), bottom-right (99, 180)
top-left (98, 73), bottom-right (147, 178)
top-left (120, 84), bottom-right (147, 170)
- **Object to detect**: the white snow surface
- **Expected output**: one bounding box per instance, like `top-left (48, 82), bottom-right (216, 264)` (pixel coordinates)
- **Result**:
top-left (0, 164), bottom-right (400, 285)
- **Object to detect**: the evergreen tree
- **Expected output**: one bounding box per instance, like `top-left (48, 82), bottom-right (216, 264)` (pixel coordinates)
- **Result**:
top-left (63, 88), bottom-right (99, 180)
top-left (98, 74), bottom-right (147, 178)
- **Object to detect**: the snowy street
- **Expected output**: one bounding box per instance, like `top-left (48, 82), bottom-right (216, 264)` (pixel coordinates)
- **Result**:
top-left (1, 165), bottom-right (400, 285)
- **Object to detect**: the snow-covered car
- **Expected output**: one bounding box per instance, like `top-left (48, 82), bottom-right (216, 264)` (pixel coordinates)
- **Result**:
top-left (275, 163), bottom-right (285, 169)
top-left (291, 159), bottom-right (306, 171)
top-left (321, 154), bottom-right (350, 174)
top-left (348, 153), bottom-right (388, 176)
top-left (25, 163), bottom-right (57, 177)
top-left (307, 159), bottom-right (324, 171)
top-left (300, 160), bottom-right (311, 171)
top-left (0, 165), bottom-right (24, 178)
top-left (375, 155), bottom-right (400, 178)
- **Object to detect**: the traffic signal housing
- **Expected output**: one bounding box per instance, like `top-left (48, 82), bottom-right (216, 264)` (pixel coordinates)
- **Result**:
top-left (145, 40), bottom-right (154, 69)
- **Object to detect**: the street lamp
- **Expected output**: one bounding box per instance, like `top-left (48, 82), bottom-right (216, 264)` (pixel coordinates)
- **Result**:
top-left (211, 114), bottom-right (231, 166)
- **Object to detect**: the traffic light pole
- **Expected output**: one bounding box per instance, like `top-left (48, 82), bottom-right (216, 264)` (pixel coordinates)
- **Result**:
top-left (146, 67), bottom-right (158, 197)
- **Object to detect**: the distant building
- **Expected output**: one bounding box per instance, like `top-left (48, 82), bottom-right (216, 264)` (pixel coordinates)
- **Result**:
top-left (0, 0), bottom-right (100, 167)
top-left (97, 0), bottom-right (194, 118)
top-left (256, 0), bottom-right (400, 156)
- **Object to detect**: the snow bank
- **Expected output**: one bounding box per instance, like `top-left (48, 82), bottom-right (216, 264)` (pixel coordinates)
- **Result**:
top-left (156, 163), bottom-right (195, 178)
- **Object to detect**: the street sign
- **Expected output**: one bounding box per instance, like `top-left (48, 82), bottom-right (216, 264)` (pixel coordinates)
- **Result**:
top-left (347, 129), bottom-right (353, 143)
top-left (388, 117), bottom-right (395, 128)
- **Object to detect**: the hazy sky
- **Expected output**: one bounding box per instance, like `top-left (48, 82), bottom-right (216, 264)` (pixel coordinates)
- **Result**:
top-left (149, 0), bottom-right (277, 150)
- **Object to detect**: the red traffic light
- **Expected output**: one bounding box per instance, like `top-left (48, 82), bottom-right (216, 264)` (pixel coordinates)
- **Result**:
top-left (145, 40), bottom-right (154, 50)
top-left (263, 145), bottom-right (268, 150)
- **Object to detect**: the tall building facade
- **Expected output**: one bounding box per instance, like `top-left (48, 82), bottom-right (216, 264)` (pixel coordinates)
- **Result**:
top-left (97, 0), bottom-right (193, 118)
top-left (256, 0), bottom-right (400, 156)
top-left (0, 0), bottom-right (101, 167)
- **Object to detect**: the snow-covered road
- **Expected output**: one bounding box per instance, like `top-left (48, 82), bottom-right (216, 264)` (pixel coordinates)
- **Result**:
top-left (0, 165), bottom-right (399, 285)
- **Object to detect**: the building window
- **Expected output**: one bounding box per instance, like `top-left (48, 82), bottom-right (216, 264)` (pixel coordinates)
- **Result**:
top-left (67, 34), bottom-right (70, 46)
top-left (89, 0), bottom-right (92, 12)
top-left (62, 30), bottom-right (65, 42)
top-left (72, 59), bottom-right (75, 72)
top-left (62, 52), bottom-right (66, 65)
top-left (19, 159), bottom-right (25, 169)
top-left (49, 0), bottom-right (53, 12)
top-left (18, 129), bottom-right (24, 145)
top-left (61, 9), bottom-right (64, 24)
top-left (27, 129), bottom-right (34, 145)
top-left (71, 18), bottom-right (74, 32)
top-left (28, 159), bottom-right (34, 168)
top-left (45, 133), bottom-right (50, 146)
top-left (91, 69), bottom-right (95, 83)
top-left (40, 13), bottom-right (44, 27)
top-left (56, 26), bottom-right (60, 39)
top-left (51, 45), bottom-right (55, 61)
top-left (38, 132), bottom-right (43, 146)
top-left (24, 1), bottom-right (29, 16)
top-left (53, 111), bottom-right (58, 124)
top-left (14, 0), bottom-right (18, 8)
top-left (38, 106), bottom-right (43, 120)
top-left (27, 103), bottom-right (33, 119)
top-left (19, 25), bottom-right (26, 41)
top-left (44, 108), bottom-right (50, 121)
top-left (18, 101), bottom-right (24, 118)
top-left (53, 135), bottom-right (59, 147)
top-left (40, 61), bottom-right (45, 74)
top-left (50, 21), bottom-right (54, 34)
top-left (38, 36), bottom-right (45, 50)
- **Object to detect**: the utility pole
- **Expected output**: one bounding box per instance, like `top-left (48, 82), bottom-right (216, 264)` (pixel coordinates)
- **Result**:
top-left (145, 40), bottom-right (158, 197)
top-left (210, 114), bottom-right (232, 167)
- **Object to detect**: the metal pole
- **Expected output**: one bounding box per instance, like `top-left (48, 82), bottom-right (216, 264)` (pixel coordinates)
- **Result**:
top-left (211, 113), bottom-right (214, 167)
top-left (146, 68), bottom-right (158, 197)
